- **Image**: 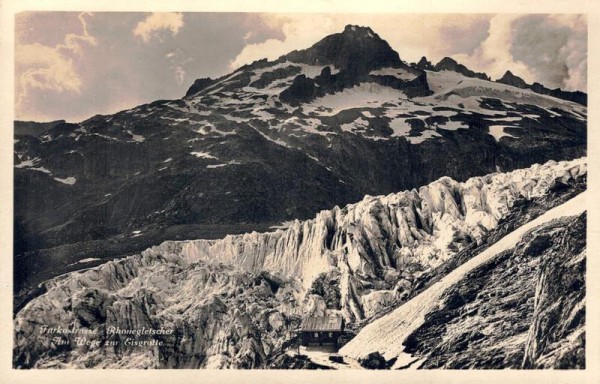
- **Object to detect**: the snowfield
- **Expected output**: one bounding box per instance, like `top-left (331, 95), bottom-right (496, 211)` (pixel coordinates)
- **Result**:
top-left (304, 83), bottom-right (407, 116)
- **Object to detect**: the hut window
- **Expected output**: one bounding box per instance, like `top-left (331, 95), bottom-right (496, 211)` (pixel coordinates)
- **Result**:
top-left (314, 333), bottom-right (318, 338)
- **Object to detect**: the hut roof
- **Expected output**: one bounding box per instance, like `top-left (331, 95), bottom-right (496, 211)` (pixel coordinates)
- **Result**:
top-left (300, 316), bottom-right (344, 332)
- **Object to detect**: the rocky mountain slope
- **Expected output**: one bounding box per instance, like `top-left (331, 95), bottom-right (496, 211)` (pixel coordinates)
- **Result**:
top-left (15, 25), bottom-right (586, 293)
top-left (13, 158), bottom-right (586, 368)
top-left (340, 203), bottom-right (586, 369)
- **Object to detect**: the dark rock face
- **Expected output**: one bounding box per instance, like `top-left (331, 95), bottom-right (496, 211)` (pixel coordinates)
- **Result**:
top-left (412, 56), bottom-right (434, 71)
top-left (250, 65), bottom-right (302, 88)
top-left (402, 213), bottom-right (586, 369)
top-left (185, 78), bottom-right (216, 97)
top-left (521, 213), bottom-right (585, 368)
top-left (280, 75), bottom-right (318, 104)
top-left (286, 25), bottom-right (401, 74)
top-left (369, 71), bottom-right (433, 98)
top-left (433, 57), bottom-right (490, 80)
top-left (309, 271), bottom-right (342, 310)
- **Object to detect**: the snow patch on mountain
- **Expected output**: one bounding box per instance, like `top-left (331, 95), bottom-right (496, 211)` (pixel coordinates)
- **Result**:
top-left (15, 157), bottom-right (41, 168)
top-left (206, 160), bottom-right (242, 169)
top-left (204, 71), bottom-right (243, 95)
top-left (407, 130), bottom-right (442, 144)
top-left (251, 109), bottom-right (274, 120)
top-left (250, 125), bottom-right (292, 148)
top-left (435, 120), bottom-right (469, 131)
top-left (15, 157), bottom-right (53, 174)
top-left (423, 70), bottom-right (586, 117)
top-left (370, 67), bottom-right (418, 81)
top-left (191, 151), bottom-right (217, 159)
top-left (126, 130), bottom-right (145, 143)
top-left (362, 111), bottom-right (375, 118)
top-left (54, 177), bottom-right (77, 185)
top-left (431, 109), bottom-right (458, 117)
top-left (489, 125), bottom-right (518, 141)
top-left (304, 83), bottom-right (406, 117)
top-left (78, 258), bottom-right (101, 264)
top-left (389, 119), bottom-right (412, 137)
top-left (193, 123), bottom-right (236, 137)
top-left (341, 118), bottom-right (369, 134)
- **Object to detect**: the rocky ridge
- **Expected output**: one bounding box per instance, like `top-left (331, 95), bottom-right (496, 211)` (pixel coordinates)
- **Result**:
top-left (495, 70), bottom-right (587, 106)
top-left (397, 213), bottom-right (585, 369)
top-left (339, 192), bottom-right (586, 369)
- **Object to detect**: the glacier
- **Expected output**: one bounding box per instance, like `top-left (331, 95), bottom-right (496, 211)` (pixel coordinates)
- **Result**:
top-left (13, 157), bottom-right (586, 368)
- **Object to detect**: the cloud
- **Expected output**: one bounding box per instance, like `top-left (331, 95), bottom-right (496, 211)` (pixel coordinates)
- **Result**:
top-left (165, 48), bottom-right (193, 85)
top-left (57, 12), bottom-right (97, 54)
top-left (133, 12), bottom-right (184, 43)
top-left (16, 44), bottom-right (82, 92)
top-left (453, 14), bottom-right (586, 91)
top-left (229, 14), bottom-right (339, 70)
top-left (511, 14), bottom-right (587, 91)
top-left (453, 15), bottom-right (536, 84)
top-left (15, 12), bottom-right (97, 118)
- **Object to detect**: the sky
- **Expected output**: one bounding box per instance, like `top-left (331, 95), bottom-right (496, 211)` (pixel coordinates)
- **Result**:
top-left (15, 12), bottom-right (587, 122)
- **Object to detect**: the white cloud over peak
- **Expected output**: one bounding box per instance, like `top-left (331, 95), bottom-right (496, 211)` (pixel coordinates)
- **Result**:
top-left (229, 14), bottom-right (340, 70)
top-left (453, 15), bottom-right (536, 84)
top-left (133, 12), bottom-right (184, 43)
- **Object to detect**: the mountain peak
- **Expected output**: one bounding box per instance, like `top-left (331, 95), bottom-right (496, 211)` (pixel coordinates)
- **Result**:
top-left (413, 56), bottom-right (434, 71)
top-left (342, 24), bottom-right (376, 37)
top-left (285, 25), bottom-right (402, 75)
top-left (497, 70), bottom-right (528, 89)
top-left (434, 57), bottom-right (490, 80)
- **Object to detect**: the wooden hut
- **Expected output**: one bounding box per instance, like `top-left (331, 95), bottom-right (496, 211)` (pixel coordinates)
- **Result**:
top-left (299, 316), bottom-right (345, 349)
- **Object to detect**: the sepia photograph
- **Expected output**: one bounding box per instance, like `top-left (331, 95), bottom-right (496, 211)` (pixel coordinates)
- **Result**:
top-left (2, 1), bottom-right (599, 382)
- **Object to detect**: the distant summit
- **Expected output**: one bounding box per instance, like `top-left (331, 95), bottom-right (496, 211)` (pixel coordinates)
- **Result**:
top-left (413, 56), bottom-right (434, 71)
top-left (433, 57), bottom-right (490, 81)
top-left (496, 70), bottom-right (587, 106)
top-left (497, 70), bottom-right (529, 89)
